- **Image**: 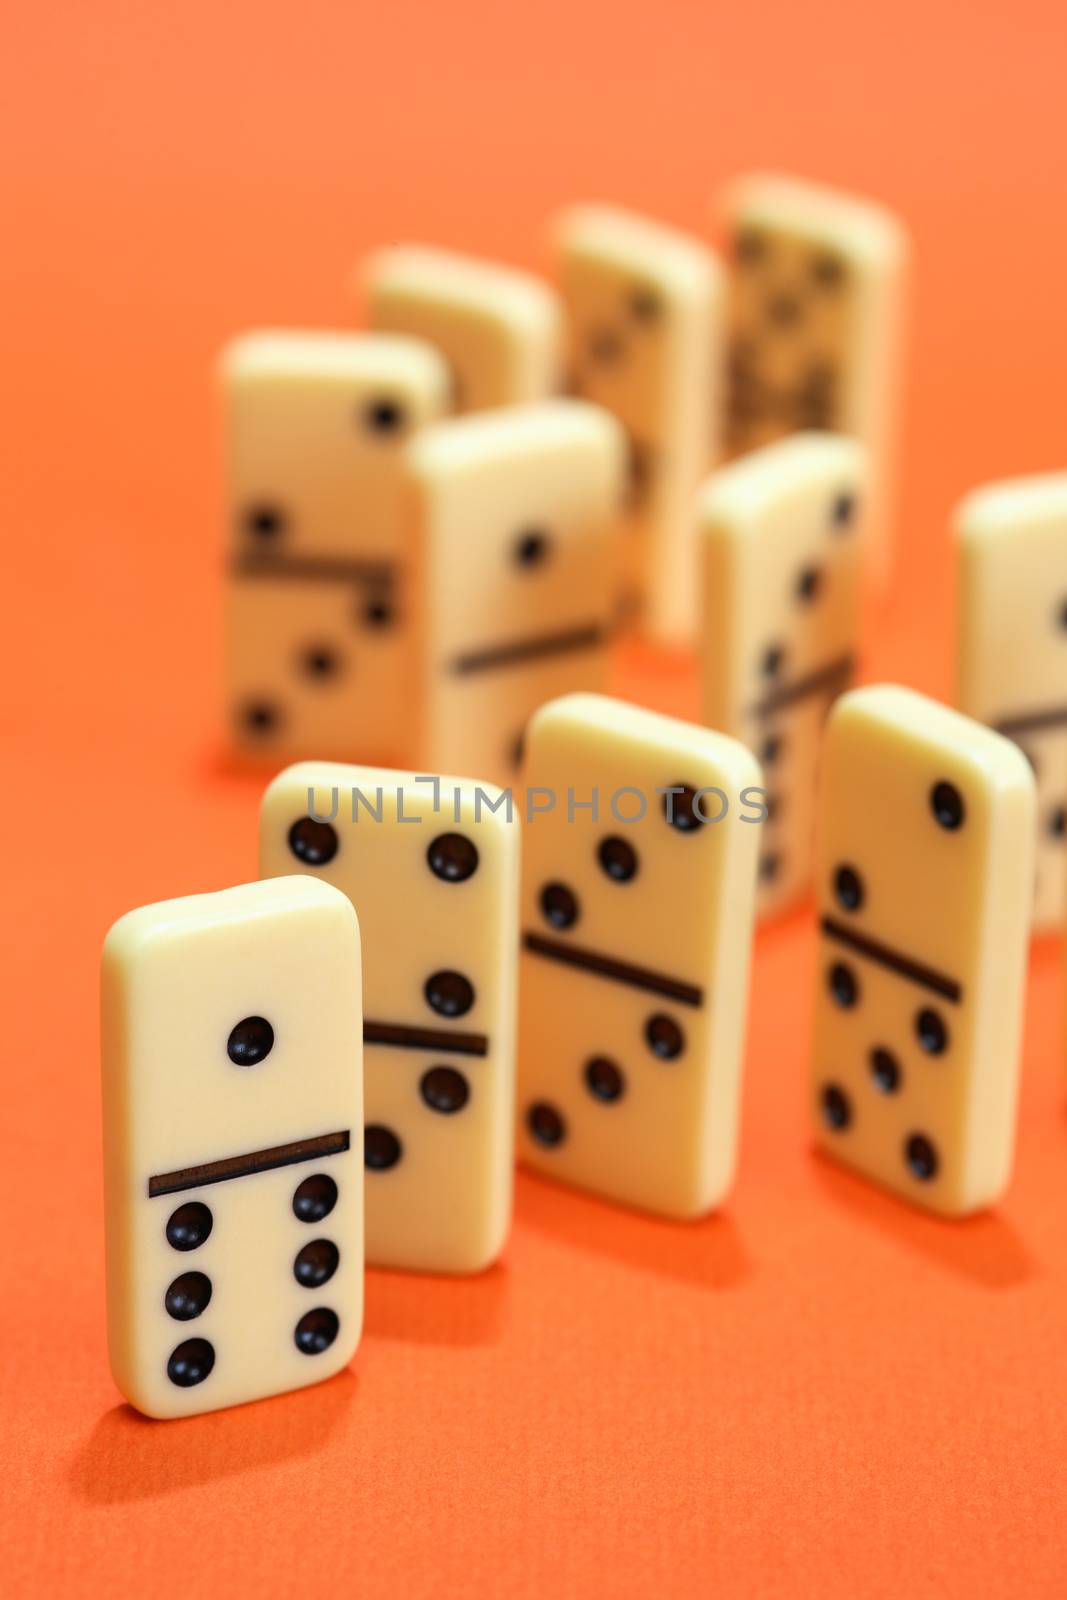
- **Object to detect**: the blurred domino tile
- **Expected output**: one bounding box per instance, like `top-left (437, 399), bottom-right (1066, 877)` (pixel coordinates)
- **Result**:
top-left (403, 400), bottom-right (625, 786)
top-left (555, 204), bottom-right (723, 642)
top-left (222, 330), bottom-right (449, 765)
top-left (956, 472), bottom-right (1067, 931)
top-left (700, 432), bottom-right (866, 916)
top-left (364, 245), bottom-right (562, 412)
top-left (720, 173), bottom-right (907, 586)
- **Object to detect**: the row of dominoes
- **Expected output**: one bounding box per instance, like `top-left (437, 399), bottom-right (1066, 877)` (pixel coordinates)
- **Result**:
top-left (224, 174), bottom-right (909, 791)
top-left (223, 178), bottom-right (1064, 928)
top-left (103, 672), bottom-right (1038, 1419)
top-left (227, 323), bottom-right (1067, 930)
top-left (102, 173), bottom-right (1064, 1419)
top-left (709, 448), bottom-right (1067, 930)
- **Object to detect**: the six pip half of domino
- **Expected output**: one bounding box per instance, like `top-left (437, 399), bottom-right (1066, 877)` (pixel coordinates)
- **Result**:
top-left (99, 172), bottom-right (1067, 1418)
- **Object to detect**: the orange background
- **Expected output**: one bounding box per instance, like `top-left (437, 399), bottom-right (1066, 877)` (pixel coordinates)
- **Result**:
top-left (3, 2), bottom-right (1067, 1594)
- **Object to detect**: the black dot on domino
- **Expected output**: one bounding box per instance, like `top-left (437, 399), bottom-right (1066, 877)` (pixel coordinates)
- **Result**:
top-left (833, 864), bottom-right (864, 911)
top-left (288, 816), bottom-right (339, 866)
top-left (166, 1201), bottom-right (213, 1252)
top-left (630, 287), bottom-right (661, 322)
top-left (905, 1132), bottom-right (939, 1182)
top-left (300, 644), bottom-right (340, 678)
top-left (241, 701), bottom-right (279, 735)
top-left (362, 595), bottom-right (394, 629)
top-left (828, 962), bottom-right (859, 1008)
top-left (294, 1308), bottom-right (339, 1355)
top-left (760, 733), bottom-right (783, 766)
top-left (930, 781), bottom-right (965, 830)
top-left (513, 528), bottom-right (551, 569)
top-left (293, 1239), bottom-right (340, 1289)
top-left (820, 1083), bottom-right (851, 1130)
top-left (363, 397), bottom-right (405, 433)
top-left (759, 853), bottom-right (780, 882)
top-left (167, 1337), bottom-right (215, 1387)
top-left (424, 969), bottom-right (474, 1018)
top-left (165, 1271), bottom-right (212, 1321)
top-left (227, 1015), bottom-right (274, 1066)
top-left (1049, 804), bottom-right (1066, 838)
top-left (761, 642), bottom-right (785, 677)
top-left (292, 1173), bottom-right (338, 1223)
top-left (584, 1057), bottom-right (624, 1102)
top-left (420, 1066), bottom-right (470, 1114)
top-left (812, 253), bottom-right (846, 290)
top-left (540, 881), bottom-right (579, 929)
top-left (795, 565), bottom-right (822, 603)
top-left (597, 836), bottom-right (638, 882)
top-left (245, 504), bottom-right (285, 541)
top-left (588, 326), bottom-right (623, 364)
top-left (662, 785), bottom-right (708, 833)
top-left (645, 1014), bottom-right (684, 1059)
top-left (527, 1102), bottom-right (565, 1147)
top-left (831, 491), bottom-right (856, 530)
top-left (427, 833), bottom-right (479, 883)
top-left (869, 1047), bottom-right (901, 1094)
top-left (735, 228), bottom-right (767, 266)
top-left (915, 1007), bottom-right (948, 1054)
top-left (365, 1125), bottom-right (402, 1171)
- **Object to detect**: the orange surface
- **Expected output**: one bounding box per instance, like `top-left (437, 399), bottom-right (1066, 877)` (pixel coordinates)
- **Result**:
top-left (3, 2), bottom-right (1067, 1594)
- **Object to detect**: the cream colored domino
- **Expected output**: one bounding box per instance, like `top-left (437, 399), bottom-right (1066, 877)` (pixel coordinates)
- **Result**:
top-left (811, 685), bottom-right (1035, 1215)
top-left (517, 694), bottom-right (762, 1218)
top-left (956, 472), bottom-right (1067, 931)
top-left (700, 432), bottom-right (867, 917)
top-left (555, 205), bottom-right (724, 643)
top-left (101, 876), bottom-right (364, 1419)
top-left (405, 401), bottom-right (625, 786)
top-left (364, 246), bottom-right (562, 412)
top-left (222, 330), bottom-right (449, 763)
top-left (260, 763), bottom-right (519, 1274)
top-left (721, 174), bottom-right (907, 585)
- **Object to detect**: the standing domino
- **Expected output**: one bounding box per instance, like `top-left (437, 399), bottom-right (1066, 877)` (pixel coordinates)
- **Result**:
top-left (812, 686), bottom-right (1035, 1215)
top-left (364, 247), bottom-right (562, 412)
top-left (102, 877), bottom-right (363, 1418)
top-left (405, 401), bottom-right (625, 786)
top-left (554, 205), bottom-right (723, 642)
top-left (956, 472), bottom-right (1067, 930)
top-left (701, 433), bottom-right (866, 915)
top-left (721, 174), bottom-right (907, 584)
top-left (223, 331), bottom-right (449, 763)
top-left (517, 694), bottom-right (762, 1218)
top-left (261, 764), bottom-right (519, 1274)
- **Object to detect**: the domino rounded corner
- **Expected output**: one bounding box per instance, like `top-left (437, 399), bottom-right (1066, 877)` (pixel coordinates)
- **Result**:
top-left (667, 1182), bottom-right (735, 1226)
top-left (326, 1313), bottom-right (364, 1378)
top-left (260, 758), bottom-right (325, 806)
top-left (107, 1351), bottom-right (183, 1423)
top-left (442, 1232), bottom-right (509, 1277)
